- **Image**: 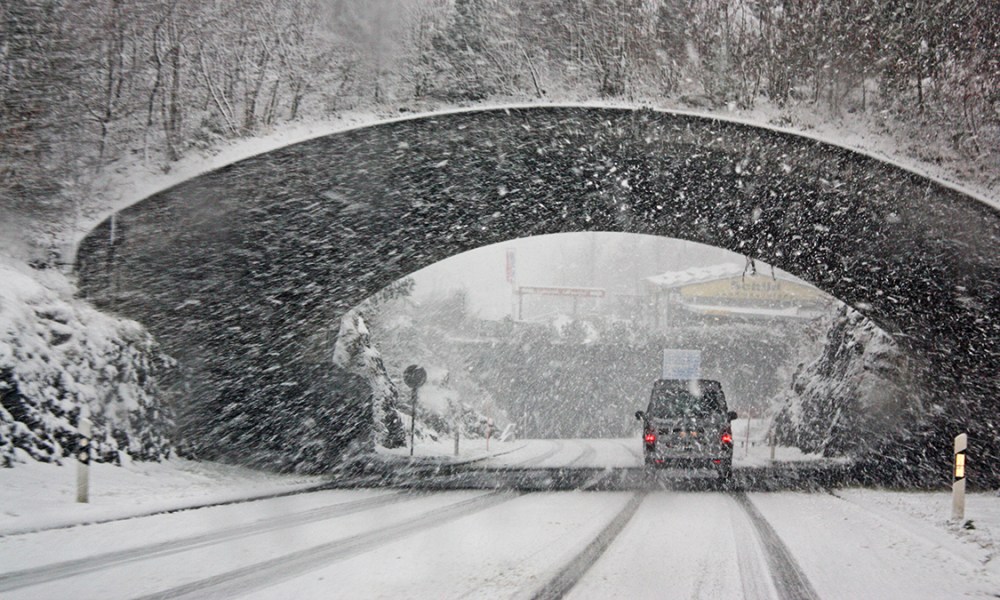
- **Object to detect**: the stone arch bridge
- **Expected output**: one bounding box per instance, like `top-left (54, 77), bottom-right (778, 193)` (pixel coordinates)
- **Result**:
top-left (75, 106), bottom-right (999, 473)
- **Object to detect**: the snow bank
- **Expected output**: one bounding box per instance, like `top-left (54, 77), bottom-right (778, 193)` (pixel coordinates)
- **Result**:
top-left (0, 260), bottom-right (172, 467)
top-left (0, 457), bottom-right (326, 536)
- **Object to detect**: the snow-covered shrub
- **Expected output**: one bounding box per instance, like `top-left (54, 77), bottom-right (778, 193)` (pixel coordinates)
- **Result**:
top-left (0, 264), bottom-right (173, 467)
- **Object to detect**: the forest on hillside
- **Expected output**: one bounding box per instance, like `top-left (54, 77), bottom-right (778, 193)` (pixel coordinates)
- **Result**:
top-left (3, 0), bottom-right (997, 238)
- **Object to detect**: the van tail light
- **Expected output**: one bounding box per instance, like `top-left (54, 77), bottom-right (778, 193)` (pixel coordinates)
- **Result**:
top-left (644, 429), bottom-right (657, 445)
top-left (720, 429), bottom-right (733, 445)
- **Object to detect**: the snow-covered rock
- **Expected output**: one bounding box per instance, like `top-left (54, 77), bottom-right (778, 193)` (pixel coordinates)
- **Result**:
top-left (773, 305), bottom-right (926, 458)
top-left (0, 262), bottom-right (173, 467)
top-left (334, 310), bottom-right (406, 449)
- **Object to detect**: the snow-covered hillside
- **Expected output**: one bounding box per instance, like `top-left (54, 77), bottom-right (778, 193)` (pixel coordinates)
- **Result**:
top-left (0, 260), bottom-right (172, 468)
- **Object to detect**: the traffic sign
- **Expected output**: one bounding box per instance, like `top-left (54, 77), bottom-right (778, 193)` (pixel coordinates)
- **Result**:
top-left (404, 365), bottom-right (427, 388)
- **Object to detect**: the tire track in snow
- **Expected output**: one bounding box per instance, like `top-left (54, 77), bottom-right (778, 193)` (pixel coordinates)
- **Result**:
top-left (732, 492), bottom-right (820, 600)
top-left (726, 494), bottom-right (780, 600)
top-left (511, 440), bottom-right (566, 468)
top-left (530, 492), bottom-right (646, 600)
top-left (617, 440), bottom-right (642, 463)
top-left (0, 491), bottom-right (413, 592)
top-left (565, 440), bottom-right (597, 468)
top-left (128, 491), bottom-right (519, 600)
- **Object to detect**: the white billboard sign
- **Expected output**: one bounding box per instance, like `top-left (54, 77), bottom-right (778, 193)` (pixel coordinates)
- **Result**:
top-left (662, 349), bottom-right (702, 379)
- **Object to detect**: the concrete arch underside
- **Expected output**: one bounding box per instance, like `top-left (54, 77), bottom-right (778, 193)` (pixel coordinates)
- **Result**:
top-left (75, 107), bottom-right (999, 472)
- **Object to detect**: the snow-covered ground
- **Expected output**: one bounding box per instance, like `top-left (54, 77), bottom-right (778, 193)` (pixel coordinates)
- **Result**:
top-left (0, 431), bottom-right (843, 538)
top-left (753, 490), bottom-right (1000, 599)
top-left (379, 419), bottom-right (827, 470)
top-left (729, 417), bottom-right (832, 467)
top-left (0, 458), bottom-right (327, 536)
top-left (2, 449), bottom-right (999, 599)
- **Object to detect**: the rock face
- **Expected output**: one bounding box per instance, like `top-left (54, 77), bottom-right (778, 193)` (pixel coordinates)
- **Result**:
top-left (333, 311), bottom-right (406, 450)
top-left (0, 264), bottom-right (172, 468)
top-left (774, 306), bottom-right (927, 460)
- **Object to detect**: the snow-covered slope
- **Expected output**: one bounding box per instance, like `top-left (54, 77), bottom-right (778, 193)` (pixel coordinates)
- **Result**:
top-left (0, 260), bottom-right (173, 468)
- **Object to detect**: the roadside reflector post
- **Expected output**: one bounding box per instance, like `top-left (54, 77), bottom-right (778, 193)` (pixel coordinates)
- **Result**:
top-left (952, 433), bottom-right (967, 523)
top-left (745, 413), bottom-right (751, 456)
top-left (76, 415), bottom-right (92, 503)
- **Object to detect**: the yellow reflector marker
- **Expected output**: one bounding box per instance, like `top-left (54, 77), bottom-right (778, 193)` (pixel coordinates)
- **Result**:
top-left (955, 454), bottom-right (965, 479)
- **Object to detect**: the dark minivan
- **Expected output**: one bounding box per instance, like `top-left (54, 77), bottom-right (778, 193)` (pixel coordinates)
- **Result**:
top-left (635, 379), bottom-right (737, 479)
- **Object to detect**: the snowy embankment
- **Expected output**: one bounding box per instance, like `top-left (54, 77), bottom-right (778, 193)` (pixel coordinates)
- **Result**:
top-left (0, 261), bottom-right (172, 468)
top-left (0, 457), bottom-right (327, 536)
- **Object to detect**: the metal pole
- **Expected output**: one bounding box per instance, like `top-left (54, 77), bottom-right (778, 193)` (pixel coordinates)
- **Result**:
top-left (77, 417), bottom-right (92, 503)
top-left (745, 412), bottom-right (752, 456)
top-left (409, 387), bottom-right (417, 457)
top-left (952, 433), bottom-right (967, 522)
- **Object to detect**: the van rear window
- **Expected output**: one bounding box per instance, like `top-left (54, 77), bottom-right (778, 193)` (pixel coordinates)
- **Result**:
top-left (648, 382), bottom-right (724, 417)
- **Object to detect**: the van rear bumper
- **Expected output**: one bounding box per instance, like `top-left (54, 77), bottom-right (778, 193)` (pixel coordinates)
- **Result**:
top-left (643, 449), bottom-right (732, 469)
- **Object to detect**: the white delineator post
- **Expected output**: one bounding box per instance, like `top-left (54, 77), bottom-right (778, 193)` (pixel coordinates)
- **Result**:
top-left (77, 416), bottom-right (92, 503)
top-left (745, 414), bottom-right (751, 456)
top-left (952, 433), bottom-right (967, 522)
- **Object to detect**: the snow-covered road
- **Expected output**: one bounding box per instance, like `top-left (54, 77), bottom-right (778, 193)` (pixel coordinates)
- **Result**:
top-left (3, 441), bottom-right (999, 599)
top-left (4, 487), bottom-right (998, 599)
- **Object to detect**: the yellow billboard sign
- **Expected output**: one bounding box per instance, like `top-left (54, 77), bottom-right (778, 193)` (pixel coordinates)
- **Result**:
top-left (678, 276), bottom-right (825, 304)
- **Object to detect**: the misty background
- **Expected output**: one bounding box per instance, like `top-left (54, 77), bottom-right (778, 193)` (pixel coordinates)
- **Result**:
top-left (372, 233), bottom-right (831, 439)
top-left (410, 233), bottom-right (739, 320)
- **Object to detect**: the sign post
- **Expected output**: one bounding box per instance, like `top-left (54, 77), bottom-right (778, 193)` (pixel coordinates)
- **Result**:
top-left (507, 249), bottom-right (517, 319)
top-left (403, 365), bottom-right (427, 458)
top-left (76, 415), bottom-right (92, 503)
top-left (952, 433), bottom-right (967, 522)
